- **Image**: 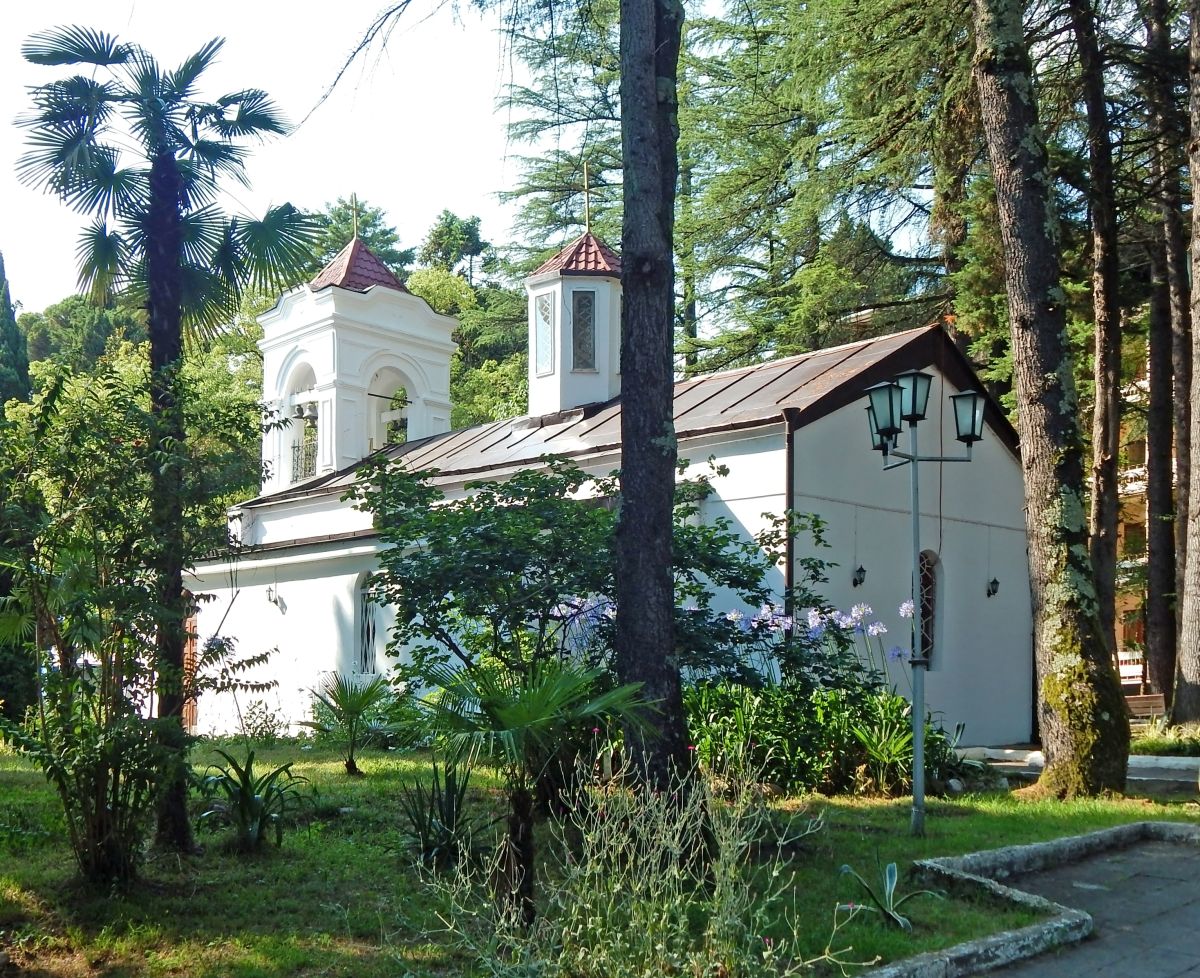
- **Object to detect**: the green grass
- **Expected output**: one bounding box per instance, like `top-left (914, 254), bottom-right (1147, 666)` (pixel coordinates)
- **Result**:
top-left (0, 742), bottom-right (1195, 977)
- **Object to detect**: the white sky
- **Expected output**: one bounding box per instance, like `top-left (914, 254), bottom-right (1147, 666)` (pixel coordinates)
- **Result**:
top-left (1, 1), bottom-right (526, 314)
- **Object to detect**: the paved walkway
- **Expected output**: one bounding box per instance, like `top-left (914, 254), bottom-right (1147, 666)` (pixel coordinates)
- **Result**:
top-left (994, 840), bottom-right (1200, 977)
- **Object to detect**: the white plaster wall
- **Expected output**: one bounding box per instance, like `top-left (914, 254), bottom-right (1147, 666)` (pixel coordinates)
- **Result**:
top-left (188, 544), bottom-right (398, 736)
top-left (235, 493), bottom-right (375, 548)
top-left (793, 373), bottom-right (1033, 746)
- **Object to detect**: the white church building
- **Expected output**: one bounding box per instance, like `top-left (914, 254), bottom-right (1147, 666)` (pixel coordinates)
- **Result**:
top-left (189, 232), bottom-right (1034, 746)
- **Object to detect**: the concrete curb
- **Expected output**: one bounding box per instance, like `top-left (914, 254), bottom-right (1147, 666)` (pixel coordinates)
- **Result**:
top-left (960, 747), bottom-right (1200, 773)
top-left (858, 822), bottom-right (1200, 978)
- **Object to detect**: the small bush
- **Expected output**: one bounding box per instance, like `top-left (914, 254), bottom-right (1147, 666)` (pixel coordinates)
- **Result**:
top-left (432, 767), bottom-right (830, 976)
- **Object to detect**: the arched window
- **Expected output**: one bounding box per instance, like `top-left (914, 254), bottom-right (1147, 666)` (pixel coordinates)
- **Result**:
top-left (919, 550), bottom-right (940, 667)
top-left (367, 367), bottom-right (413, 452)
top-left (357, 576), bottom-right (382, 675)
top-left (284, 363), bottom-right (318, 484)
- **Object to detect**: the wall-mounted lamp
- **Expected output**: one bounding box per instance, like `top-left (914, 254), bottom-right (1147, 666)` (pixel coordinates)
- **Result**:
top-left (986, 577), bottom-right (1000, 598)
top-left (266, 585), bottom-right (287, 614)
top-left (852, 565), bottom-right (867, 588)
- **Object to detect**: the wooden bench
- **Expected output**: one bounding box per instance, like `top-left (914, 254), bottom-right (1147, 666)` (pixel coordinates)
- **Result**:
top-left (1126, 693), bottom-right (1166, 720)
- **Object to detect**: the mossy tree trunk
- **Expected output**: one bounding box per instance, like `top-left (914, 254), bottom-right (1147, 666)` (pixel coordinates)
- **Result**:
top-left (970, 0), bottom-right (1129, 794)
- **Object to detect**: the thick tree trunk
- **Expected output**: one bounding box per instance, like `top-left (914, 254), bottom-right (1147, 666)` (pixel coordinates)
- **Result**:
top-left (614, 0), bottom-right (692, 789)
top-left (146, 152), bottom-right (193, 852)
top-left (1069, 0), bottom-right (1122, 662)
top-left (1174, 2), bottom-right (1200, 720)
top-left (1139, 0), bottom-right (1191, 701)
top-left (1146, 237), bottom-right (1177, 701)
top-left (970, 0), bottom-right (1129, 794)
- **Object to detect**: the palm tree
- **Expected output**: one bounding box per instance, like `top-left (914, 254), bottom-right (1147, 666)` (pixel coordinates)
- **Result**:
top-left (18, 26), bottom-right (316, 850)
top-left (421, 660), bottom-right (646, 926)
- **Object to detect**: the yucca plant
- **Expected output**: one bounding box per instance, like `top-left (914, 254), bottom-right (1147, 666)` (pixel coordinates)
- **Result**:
top-left (198, 748), bottom-right (310, 852)
top-left (398, 762), bottom-right (492, 870)
top-left (303, 674), bottom-right (400, 775)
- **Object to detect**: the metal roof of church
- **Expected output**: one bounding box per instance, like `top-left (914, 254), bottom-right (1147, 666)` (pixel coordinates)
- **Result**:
top-left (529, 231), bottom-right (622, 278)
top-left (309, 238), bottom-right (409, 294)
top-left (242, 324), bottom-right (1017, 509)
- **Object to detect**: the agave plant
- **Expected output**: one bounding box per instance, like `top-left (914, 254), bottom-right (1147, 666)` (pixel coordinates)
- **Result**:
top-left (839, 860), bottom-right (942, 931)
top-left (198, 749), bottom-right (310, 852)
top-left (303, 674), bottom-right (401, 775)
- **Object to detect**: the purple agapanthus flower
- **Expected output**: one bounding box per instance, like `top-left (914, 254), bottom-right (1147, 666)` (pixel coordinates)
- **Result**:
top-left (898, 599), bottom-right (915, 619)
top-left (886, 645), bottom-right (909, 662)
top-left (850, 602), bottom-right (873, 623)
top-left (867, 621), bottom-right (887, 637)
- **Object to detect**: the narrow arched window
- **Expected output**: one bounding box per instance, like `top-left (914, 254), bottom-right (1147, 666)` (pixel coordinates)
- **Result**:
top-left (357, 577), bottom-right (381, 675)
top-left (919, 550), bottom-right (940, 667)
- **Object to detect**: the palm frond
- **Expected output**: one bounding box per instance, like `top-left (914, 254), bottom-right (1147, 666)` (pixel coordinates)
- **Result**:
top-left (62, 147), bottom-right (146, 219)
top-left (165, 38), bottom-right (225, 99)
top-left (22, 26), bottom-right (131, 66)
top-left (19, 76), bottom-right (119, 129)
top-left (209, 89), bottom-right (289, 139)
top-left (75, 220), bottom-right (128, 302)
top-left (178, 264), bottom-right (238, 346)
top-left (182, 139), bottom-right (249, 185)
top-left (235, 204), bottom-right (321, 292)
top-left (16, 123), bottom-right (107, 199)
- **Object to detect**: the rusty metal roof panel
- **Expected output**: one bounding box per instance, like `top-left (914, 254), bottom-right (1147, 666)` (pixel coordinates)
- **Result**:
top-left (240, 325), bottom-right (1010, 510)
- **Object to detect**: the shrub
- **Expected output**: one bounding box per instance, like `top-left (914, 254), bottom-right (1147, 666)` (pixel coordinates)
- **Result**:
top-left (432, 765), bottom-right (829, 976)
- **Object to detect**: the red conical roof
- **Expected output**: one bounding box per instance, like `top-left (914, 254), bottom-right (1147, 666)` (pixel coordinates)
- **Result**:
top-left (530, 231), bottom-right (622, 278)
top-left (309, 238), bottom-right (408, 294)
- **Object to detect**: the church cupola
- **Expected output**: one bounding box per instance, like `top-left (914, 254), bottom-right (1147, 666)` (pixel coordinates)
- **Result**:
top-left (525, 231), bottom-right (622, 417)
top-left (258, 238), bottom-right (457, 493)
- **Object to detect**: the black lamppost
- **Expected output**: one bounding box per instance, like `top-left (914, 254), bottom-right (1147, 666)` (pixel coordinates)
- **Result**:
top-left (864, 372), bottom-right (986, 836)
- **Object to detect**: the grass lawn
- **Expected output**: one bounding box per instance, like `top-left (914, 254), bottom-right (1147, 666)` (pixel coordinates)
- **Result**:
top-left (0, 742), bottom-right (1195, 977)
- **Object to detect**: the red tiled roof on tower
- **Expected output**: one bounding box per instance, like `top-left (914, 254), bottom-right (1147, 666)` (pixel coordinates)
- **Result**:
top-left (530, 231), bottom-right (622, 278)
top-left (309, 238), bottom-right (409, 294)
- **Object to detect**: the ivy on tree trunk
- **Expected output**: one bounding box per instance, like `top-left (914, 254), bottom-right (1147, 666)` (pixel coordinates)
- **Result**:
top-left (970, 0), bottom-right (1128, 794)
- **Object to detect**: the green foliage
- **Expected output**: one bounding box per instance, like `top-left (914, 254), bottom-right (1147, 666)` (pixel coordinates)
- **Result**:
top-left (350, 457), bottom-right (825, 686)
top-left (17, 295), bottom-right (146, 372)
top-left (300, 196), bottom-right (415, 283)
top-left (0, 252), bottom-right (30, 407)
top-left (0, 354), bottom-right (272, 884)
top-left (198, 748), bottom-right (311, 852)
top-left (420, 210), bottom-right (490, 283)
top-left (397, 762), bottom-right (490, 870)
top-left (685, 677), bottom-right (972, 797)
top-left (839, 861), bottom-right (943, 932)
top-left (303, 674), bottom-right (400, 775)
top-left (420, 659), bottom-right (647, 924)
top-left (18, 27), bottom-right (317, 341)
top-left (407, 266), bottom-right (478, 316)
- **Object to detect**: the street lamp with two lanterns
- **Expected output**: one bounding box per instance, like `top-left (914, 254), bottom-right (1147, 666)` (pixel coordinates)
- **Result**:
top-left (861, 369), bottom-right (987, 836)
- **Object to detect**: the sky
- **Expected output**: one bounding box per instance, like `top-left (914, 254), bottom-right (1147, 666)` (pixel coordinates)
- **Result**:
top-left (1, 1), bottom-right (527, 314)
